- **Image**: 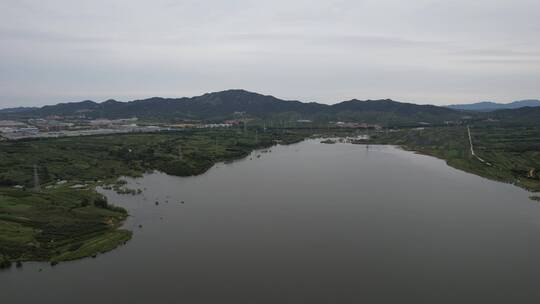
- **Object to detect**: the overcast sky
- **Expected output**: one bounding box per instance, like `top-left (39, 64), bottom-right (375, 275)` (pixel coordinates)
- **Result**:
top-left (1, 0), bottom-right (539, 107)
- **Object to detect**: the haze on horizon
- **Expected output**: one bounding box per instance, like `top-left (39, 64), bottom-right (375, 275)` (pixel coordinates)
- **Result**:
top-left (1, 0), bottom-right (539, 108)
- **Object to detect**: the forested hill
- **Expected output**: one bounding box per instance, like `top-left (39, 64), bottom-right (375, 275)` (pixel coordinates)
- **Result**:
top-left (447, 100), bottom-right (540, 112)
top-left (2, 89), bottom-right (535, 125)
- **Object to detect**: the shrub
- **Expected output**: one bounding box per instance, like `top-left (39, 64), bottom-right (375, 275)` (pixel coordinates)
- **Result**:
top-left (93, 196), bottom-right (108, 208)
top-left (81, 198), bottom-right (90, 207)
top-left (0, 256), bottom-right (12, 269)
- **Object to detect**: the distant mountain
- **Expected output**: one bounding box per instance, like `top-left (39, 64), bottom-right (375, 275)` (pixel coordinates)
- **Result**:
top-left (0, 106), bottom-right (38, 114)
top-left (447, 100), bottom-right (540, 112)
top-left (489, 106), bottom-right (540, 125)
top-left (0, 89), bottom-right (466, 126)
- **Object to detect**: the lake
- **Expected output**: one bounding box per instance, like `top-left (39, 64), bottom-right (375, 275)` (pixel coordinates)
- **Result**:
top-left (2, 140), bottom-right (540, 303)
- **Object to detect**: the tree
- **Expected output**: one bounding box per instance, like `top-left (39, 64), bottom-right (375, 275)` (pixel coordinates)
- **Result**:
top-left (93, 196), bottom-right (108, 208)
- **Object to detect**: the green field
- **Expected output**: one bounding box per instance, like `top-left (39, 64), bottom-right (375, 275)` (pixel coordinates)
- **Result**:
top-left (0, 129), bottom-right (310, 266)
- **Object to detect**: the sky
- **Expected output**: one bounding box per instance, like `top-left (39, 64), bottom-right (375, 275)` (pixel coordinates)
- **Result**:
top-left (1, 0), bottom-right (539, 108)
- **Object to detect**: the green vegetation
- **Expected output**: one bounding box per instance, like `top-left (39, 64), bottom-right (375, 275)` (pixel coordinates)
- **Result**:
top-left (0, 254), bottom-right (11, 269)
top-left (365, 126), bottom-right (540, 193)
top-left (2, 125), bottom-right (538, 266)
top-left (0, 186), bottom-right (130, 264)
top-left (0, 89), bottom-right (464, 126)
top-left (0, 129), bottom-right (307, 187)
top-left (0, 129), bottom-right (309, 266)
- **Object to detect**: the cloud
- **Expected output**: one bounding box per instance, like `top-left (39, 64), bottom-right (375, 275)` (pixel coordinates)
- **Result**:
top-left (458, 58), bottom-right (540, 65)
top-left (453, 49), bottom-right (540, 58)
top-left (0, 28), bottom-right (114, 44)
top-left (0, 0), bottom-right (539, 107)
top-left (226, 32), bottom-right (445, 48)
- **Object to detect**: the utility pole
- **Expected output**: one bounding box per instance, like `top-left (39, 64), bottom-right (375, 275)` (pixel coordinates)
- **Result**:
top-left (33, 164), bottom-right (40, 192)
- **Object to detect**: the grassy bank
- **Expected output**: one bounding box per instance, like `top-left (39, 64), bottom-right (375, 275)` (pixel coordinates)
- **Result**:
top-left (0, 128), bottom-right (310, 266)
top-left (364, 126), bottom-right (540, 193)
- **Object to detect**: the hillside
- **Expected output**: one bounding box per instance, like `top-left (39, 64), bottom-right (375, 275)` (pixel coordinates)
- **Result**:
top-left (0, 90), bottom-right (470, 126)
top-left (330, 99), bottom-right (460, 125)
top-left (447, 100), bottom-right (540, 112)
top-left (0, 107), bottom-right (38, 114)
top-left (487, 106), bottom-right (540, 125)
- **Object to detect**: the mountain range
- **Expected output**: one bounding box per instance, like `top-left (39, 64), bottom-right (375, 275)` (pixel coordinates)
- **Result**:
top-left (0, 90), bottom-right (538, 126)
top-left (447, 100), bottom-right (540, 112)
top-left (0, 90), bottom-right (463, 126)
top-left (0, 106), bottom-right (38, 114)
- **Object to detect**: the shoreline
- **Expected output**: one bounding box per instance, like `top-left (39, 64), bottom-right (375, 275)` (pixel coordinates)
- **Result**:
top-left (355, 126), bottom-right (540, 196)
top-left (2, 126), bottom-right (538, 268)
top-left (0, 129), bottom-right (312, 268)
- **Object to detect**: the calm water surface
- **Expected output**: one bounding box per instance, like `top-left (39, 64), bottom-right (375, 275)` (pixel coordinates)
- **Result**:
top-left (2, 140), bottom-right (540, 303)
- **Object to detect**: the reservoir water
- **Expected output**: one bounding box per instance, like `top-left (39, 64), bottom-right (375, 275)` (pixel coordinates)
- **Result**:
top-left (2, 140), bottom-right (540, 303)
